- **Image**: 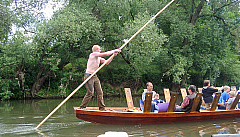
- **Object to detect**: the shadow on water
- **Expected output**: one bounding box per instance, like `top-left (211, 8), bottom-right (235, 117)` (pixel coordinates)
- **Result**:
top-left (1, 97), bottom-right (240, 136)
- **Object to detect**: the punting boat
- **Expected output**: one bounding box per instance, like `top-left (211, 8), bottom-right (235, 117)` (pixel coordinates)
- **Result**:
top-left (74, 90), bottom-right (240, 125)
top-left (73, 107), bottom-right (240, 125)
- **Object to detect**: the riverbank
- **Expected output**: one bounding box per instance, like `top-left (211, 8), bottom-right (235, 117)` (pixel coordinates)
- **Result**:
top-left (4, 93), bottom-right (146, 100)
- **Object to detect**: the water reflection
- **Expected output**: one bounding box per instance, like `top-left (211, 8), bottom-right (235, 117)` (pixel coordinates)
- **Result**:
top-left (0, 97), bottom-right (240, 136)
top-left (36, 129), bottom-right (48, 137)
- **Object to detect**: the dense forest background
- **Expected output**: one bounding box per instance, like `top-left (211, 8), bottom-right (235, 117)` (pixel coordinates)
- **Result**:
top-left (1, 0), bottom-right (240, 100)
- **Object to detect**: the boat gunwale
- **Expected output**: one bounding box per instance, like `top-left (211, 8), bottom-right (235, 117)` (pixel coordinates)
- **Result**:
top-left (74, 107), bottom-right (240, 118)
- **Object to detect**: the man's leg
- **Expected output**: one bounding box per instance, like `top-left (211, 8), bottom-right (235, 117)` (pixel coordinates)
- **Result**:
top-left (151, 103), bottom-right (158, 112)
top-left (80, 74), bottom-right (94, 109)
top-left (94, 76), bottom-right (105, 111)
top-left (217, 105), bottom-right (226, 109)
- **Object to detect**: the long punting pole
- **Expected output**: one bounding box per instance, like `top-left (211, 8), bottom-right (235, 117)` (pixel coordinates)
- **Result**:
top-left (35, 0), bottom-right (175, 129)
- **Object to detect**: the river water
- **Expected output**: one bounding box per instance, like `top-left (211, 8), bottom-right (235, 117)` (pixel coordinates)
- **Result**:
top-left (1, 97), bottom-right (240, 137)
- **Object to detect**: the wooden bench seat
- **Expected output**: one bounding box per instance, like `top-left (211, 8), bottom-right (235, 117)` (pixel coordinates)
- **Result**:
top-left (191, 93), bottom-right (202, 112)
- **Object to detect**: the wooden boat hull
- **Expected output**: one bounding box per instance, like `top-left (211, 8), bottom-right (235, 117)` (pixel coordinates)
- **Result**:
top-left (74, 107), bottom-right (240, 124)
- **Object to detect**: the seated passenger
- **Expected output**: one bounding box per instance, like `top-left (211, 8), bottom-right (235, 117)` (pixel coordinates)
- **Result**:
top-left (218, 86), bottom-right (230, 109)
top-left (226, 91), bottom-right (236, 110)
top-left (175, 85), bottom-right (201, 113)
top-left (218, 96), bottom-right (226, 109)
top-left (153, 93), bottom-right (165, 106)
top-left (140, 82), bottom-right (158, 112)
top-left (202, 80), bottom-right (223, 110)
top-left (221, 86), bottom-right (230, 103)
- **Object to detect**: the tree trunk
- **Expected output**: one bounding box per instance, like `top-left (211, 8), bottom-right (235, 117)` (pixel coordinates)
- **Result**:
top-left (31, 75), bottom-right (48, 97)
top-left (132, 76), bottom-right (142, 94)
top-left (171, 73), bottom-right (187, 92)
top-left (190, 0), bottom-right (205, 25)
top-left (30, 63), bottom-right (54, 97)
top-left (171, 83), bottom-right (180, 93)
top-left (119, 51), bottom-right (142, 94)
top-left (15, 64), bottom-right (26, 98)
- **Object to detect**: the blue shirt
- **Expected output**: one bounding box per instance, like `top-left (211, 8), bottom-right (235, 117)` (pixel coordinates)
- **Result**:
top-left (153, 99), bottom-right (165, 105)
top-left (221, 92), bottom-right (229, 103)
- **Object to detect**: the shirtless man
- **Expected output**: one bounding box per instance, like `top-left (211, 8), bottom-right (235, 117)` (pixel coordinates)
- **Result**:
top-left (80, 45), bottom-right (121, 111)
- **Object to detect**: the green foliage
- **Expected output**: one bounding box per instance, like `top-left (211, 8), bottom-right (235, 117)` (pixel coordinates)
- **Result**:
top-left (0, 78), bottom-right (14, 101)
top-left (26, 5), bottom-right (103, 96)
top-left (160, 16), bottom-right (195, 84)
top-left (152, 0), bottom-right (240, 89)
top-left (217, 47), bottom-right (240, 86)
top-left (0, 0), bottom-right (51, 45)
top-left (0, 91), bottom-right (14, 101)
top-left (0, 4), bottom-right (12, 44)
top-left (121, 11), bottom-right (168, 75)
top-left (1, 0), bottom-right (240, 99)
top-left (35, 6), bottom-right (102, 60)
top-left (0, 31), bottom-right (34, 99)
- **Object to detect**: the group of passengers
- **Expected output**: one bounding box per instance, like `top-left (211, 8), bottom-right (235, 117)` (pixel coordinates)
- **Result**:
top-left (201, 80), bottom-right (239, 110)
top-left (217, 85), bottom-right (238, 110)
top-left (141, 80), bottom-right (239, 113)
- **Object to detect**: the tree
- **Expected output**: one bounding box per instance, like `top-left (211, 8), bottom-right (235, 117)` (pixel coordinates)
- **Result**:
top-left (70, 0), bottom-right (169, 92)
top-left (1, 0), bottom-right (240, 100)
top-left (0, 31), bottom-right (34, 100)
top-left (30, 6), bottom-right (102, 96)
top-left (154, 0), bottom-right (240, 91)
top-left (0, 1), bottom-right (12, 45)
top-left (67, 0), bottom-right (240, 92)
top-left (0, 0), bottom-right (51, 44)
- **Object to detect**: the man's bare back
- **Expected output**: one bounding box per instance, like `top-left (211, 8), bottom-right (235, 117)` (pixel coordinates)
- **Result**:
top-left (85, 45), bottom-right (121, 74)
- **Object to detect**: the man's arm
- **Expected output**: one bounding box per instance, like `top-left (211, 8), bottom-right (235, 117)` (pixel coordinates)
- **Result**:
top-left (99, 55), bottom-right (115, 65)
top-left (181, 96), bottom-right (190, 108)
top-left (206, 88), bottom-right (219, 93)
top-left (94, 49), bottom-right (121, 57)
top-left (99, 49), bottom-right (121, 65)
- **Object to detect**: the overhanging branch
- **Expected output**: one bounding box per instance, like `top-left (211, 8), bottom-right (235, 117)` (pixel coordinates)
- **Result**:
top-left (198, 14), bottom-right (237, 37)
top-left (214, 1), bottom-right (240, 15)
